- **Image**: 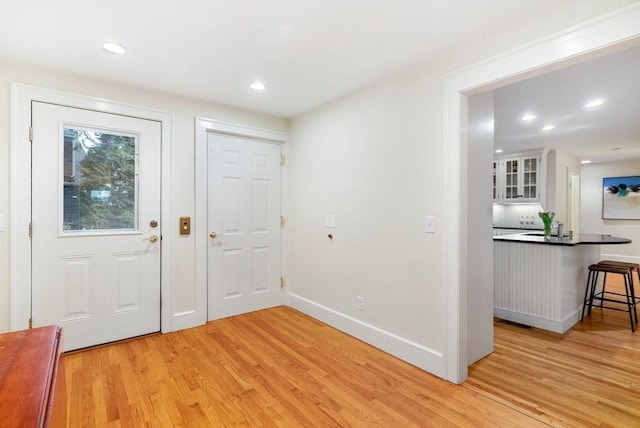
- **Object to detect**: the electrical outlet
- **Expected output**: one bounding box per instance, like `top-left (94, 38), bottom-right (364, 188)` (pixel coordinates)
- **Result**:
top-left (356, 296), bottom-right (365, 311)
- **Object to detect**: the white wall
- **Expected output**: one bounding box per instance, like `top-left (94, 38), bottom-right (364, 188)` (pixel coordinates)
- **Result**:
top-left (581, 159), bottom-right (640, 263)
top-left (0, 61), bottom-right (288, 333)
top-left (547, 149), bottom-right (580, 225)
top-left (466, 92), bottom-right (494, 365)
top-left (287, 3), bottom-right (635, 376)
top-left (287, 66), bottom-right (445, 360)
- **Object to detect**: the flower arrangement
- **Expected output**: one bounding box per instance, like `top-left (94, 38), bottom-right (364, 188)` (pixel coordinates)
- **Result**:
top-left (539, 210), bottom-right (555, 237)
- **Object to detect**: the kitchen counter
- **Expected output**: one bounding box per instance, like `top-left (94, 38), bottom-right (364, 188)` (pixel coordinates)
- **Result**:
top-left (494, 233), bottom-right (631, 333)
top-left (494, 233), bottom-right (632, 246)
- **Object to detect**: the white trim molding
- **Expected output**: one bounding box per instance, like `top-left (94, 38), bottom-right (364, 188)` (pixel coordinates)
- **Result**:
top-left (442, 4), bottom-right (640, 383)
top-left (194, 117), bottom-right (288, 324)
top-left (10, 84), bottom-right (175, 333)
top-left (288, 292), bottom-right (444, 375)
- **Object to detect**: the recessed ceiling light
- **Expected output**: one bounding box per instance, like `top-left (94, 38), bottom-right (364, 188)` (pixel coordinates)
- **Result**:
top-left (585, 99), bottom-right (604, 108)
top-left (494, 149), bottom-right (503, 153)
top-left (542, 124), bottom-right (555, 131)
top-left (581, 160), bottom-right (592, 164)
top-left (521, 114), bottom-right (536, 121)
top-left (250, 82), bottom-right (266, 91)
top-left (103, 42), bottom-right (126, 54)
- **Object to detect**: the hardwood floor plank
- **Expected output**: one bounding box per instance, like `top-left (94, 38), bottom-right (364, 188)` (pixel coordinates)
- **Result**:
top-left (469, 277), bottom-right (640, 428)
top-left (63, 294), bottom-right (638, 427)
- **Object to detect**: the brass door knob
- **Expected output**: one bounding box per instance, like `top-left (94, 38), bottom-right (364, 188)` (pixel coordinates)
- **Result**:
top-left (144, 234), bottom-right (159, 243)
top-left (209, 232), bottom-right (218, 239)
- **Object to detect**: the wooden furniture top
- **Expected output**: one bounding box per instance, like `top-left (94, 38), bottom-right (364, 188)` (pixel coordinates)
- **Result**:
top-left (0, 325), bottom-right (64, 427)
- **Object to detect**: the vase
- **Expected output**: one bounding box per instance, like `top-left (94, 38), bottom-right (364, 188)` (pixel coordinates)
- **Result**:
top-left (544, 223), bottom-right (552, 237)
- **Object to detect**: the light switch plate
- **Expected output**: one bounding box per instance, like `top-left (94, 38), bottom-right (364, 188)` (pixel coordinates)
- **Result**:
top-left (424, 216), bottom-right (435, 233)
top-left (324, 214), bottom-right (336, 228)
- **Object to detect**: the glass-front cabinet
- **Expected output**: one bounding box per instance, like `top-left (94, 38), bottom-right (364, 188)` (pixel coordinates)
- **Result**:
top-left (503, 158), bottom-right (519, 200)
top-left (495, 153), bottom-right (543, 203)
top-left (522, 157), bottom-right (538, 199)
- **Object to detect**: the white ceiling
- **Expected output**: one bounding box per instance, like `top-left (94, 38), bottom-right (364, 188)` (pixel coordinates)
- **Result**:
top-left (491, 46), bottom-right (640, 164)
top-left (0, 0), bottom-right (628, 119)
top-left (1, 1), bottom-right (637, 164)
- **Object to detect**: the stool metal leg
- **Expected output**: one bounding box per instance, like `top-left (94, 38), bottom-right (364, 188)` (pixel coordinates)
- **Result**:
top-left (630, 270), bottom-right (638, 324)
top-left (623, 273), bottom-right (635, 332)
top-left (628, 270), bottom-right (638, 325)
top-left (581, 270), bottom-right (594, 321)
top-left (600, 272), bottom-right (608, 308)
top-left (588, 270), bottom-right (600, 316)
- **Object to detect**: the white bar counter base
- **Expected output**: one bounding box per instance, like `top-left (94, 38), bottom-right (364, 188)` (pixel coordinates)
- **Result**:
top-left (493, 233), bottom-right (631, 333)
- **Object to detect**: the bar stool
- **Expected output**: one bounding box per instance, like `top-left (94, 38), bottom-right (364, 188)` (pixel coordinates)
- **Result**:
top-left (581, 263), bottom-right (637, 332)
top-left (598, 260), bottom-right (639, 319)
top-left (598, 260), bottom-right (640, 285)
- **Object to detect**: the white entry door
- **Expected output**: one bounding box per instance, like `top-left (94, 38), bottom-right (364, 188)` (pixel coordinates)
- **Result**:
top-left (31, 102), bottom-right (161, 351)
top-left (207, 133), bottom-right (282, 320)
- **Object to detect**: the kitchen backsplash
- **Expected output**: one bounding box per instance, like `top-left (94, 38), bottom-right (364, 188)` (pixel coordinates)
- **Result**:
top-left (493, 203), bottom-right (544, 229)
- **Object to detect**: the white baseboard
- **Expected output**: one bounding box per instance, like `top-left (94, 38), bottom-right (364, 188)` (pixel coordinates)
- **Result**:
top-left (494, 307), bottom-right (582, 334)
top-left (600, 253), bottom-right (640, 264)
top-left (287, 292), bottom-right (444, 378)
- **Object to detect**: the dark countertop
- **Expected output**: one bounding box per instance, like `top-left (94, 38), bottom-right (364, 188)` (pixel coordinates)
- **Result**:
top-left (493, 233), bottom-right (632, 246)
top-left (493, 226), bottom-right (543, 230)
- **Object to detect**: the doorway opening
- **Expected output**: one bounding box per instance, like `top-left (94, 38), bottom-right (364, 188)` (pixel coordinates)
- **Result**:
top-left (442, 6), bottom-right (639, 383)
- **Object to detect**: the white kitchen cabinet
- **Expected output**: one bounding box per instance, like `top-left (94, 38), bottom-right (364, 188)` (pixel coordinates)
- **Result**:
top-left (494, 153), bottom-right (544, 204)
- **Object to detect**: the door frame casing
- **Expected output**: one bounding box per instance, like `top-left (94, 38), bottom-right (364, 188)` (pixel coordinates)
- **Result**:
top-left (442, 4), bottom-right (640, 383)
top-left (195, 118), bottom-right (288, 323)
top-left (10, 84), bottom-right (174, 333)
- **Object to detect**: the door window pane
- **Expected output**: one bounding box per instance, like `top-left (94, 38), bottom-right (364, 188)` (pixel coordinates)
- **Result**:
top-left (63, 127), bottom-right (138, 232)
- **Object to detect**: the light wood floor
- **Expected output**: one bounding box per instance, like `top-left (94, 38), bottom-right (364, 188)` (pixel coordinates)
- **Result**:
top-left (63, 281), bottom-right (639, 427)
top-left (468, 277), bottom-right (640, 427)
